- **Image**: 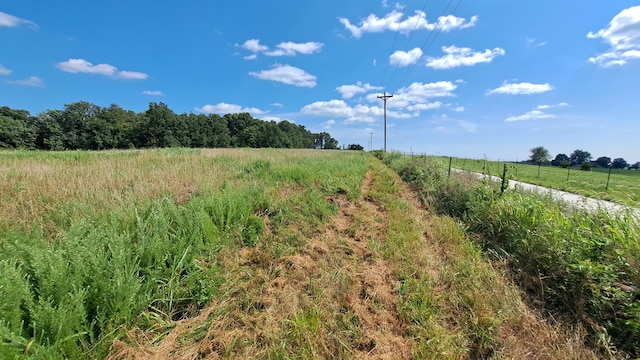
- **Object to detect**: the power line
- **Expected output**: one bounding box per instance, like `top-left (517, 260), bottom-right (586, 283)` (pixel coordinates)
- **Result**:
top-left (384, 0), bottom-right (431, 90)
top-left (380, 0), bottom-right (410, 87)
top-left (391, 0), bottom-right (462, 93)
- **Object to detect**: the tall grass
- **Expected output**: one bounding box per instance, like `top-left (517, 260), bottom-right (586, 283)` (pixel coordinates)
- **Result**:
top-left (386, 152), bottom-right (640, 357)
top-left (0, 148), bottom-right (368, 358)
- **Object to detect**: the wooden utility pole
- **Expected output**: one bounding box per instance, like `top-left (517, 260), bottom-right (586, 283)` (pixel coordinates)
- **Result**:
top-left (369, 131), bottom-right (373, 151)
top-left (377, 92), bottom-right (393, 152)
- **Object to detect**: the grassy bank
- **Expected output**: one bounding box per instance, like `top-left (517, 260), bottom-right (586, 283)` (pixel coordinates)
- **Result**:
top-left (385, 152), bottom-right (640, 357)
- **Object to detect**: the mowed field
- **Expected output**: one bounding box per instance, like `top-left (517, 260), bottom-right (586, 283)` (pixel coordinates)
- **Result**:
top-left (0, 149), bottom-right (605, 358)
top-left (435, 156), bottom-right (640, 207)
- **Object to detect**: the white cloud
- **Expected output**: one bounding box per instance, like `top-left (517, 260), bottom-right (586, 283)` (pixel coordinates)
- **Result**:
top-left (321, 119), bottom-right (336, 130)
top-left (118, 70), bottom-right (148, 80)
top-left (5, 76), bottom-right (44, 87)
top-left (536, 102), bottom-right (568, 110)
top-left (271, 102), bottom-right (284, 107)
top-left (249, 64), bottom-right (317, 88)
top-left (241, 39), bottom-right (268, 53)
top-left (458, 120), bottom-right (477, 133)
top-left (143, 90), bottom-right (164, 96)
top-left (336, 81), bottom-right (383, 99)
top-left (487, 82), bottom-right (553, 95)
top-left (265, 41), bottom-right (323, 56)
top-left (303, 81), bottom-right (455, 123)
top-left (240, 39), bottom-right (323, 58)
top-left (0, 11), bottom-right (38, 29)
top-left (389, 47), bottom-right (423, 67)
top-left (0, 64), bottom-right (11, 75)
top-left (195, 102), bottom-right (267, 115)
top-left (425, 45), bottom-right (505, 69)
top-left (526, 37), bottom-right (547, 47)
top-left (57, 58), bottom-right (148, 79)
top-left (454, 106), bottom-right (465, 112)
top-left (339, 10), bottom-right (477, 38)
top-left (505, 110), bottom-right (555, 122)
top-left (263, 116), bottom-right (282, 122)
top-left (367, 81), bottom-right (456, 109)
top-left (587, 6), bottom-right (640, 67)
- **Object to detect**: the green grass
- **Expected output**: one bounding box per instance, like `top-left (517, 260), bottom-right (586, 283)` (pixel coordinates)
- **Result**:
top-left (387, 152), bottom-right (640, 357)
top-left (0, 148), bottom-right (368, 359)
top-left (436, 156), bottom-right (640, 206)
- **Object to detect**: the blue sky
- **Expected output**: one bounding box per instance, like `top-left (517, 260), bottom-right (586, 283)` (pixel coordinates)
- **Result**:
top-left (2, 1), bottom-right (640, 162)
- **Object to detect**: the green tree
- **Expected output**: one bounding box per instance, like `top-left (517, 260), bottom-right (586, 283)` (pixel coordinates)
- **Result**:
top-left (570, 149), bottom-right (591, 166)
top-left (529, 146), bottom-right (551, 165)
top-left (595, 156), bottom-right (611, 168)
top-left (611, 158), bottom-right (628, 169)
top-left (314, 132), bottom-right (338, 149)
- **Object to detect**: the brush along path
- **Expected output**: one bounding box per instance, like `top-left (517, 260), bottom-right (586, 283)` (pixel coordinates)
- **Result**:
top-left (110, 161), bottom-right (597, 359)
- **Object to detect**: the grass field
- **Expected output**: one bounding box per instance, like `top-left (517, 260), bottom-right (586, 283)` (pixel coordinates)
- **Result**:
top-left (0, 148), bottom-right (616, 358)
top-left (432, 156), bottom-right (640, 206)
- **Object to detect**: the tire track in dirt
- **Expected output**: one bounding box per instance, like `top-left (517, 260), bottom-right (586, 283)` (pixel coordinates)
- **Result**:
top-left (109, 171), bottom-right (413, 359)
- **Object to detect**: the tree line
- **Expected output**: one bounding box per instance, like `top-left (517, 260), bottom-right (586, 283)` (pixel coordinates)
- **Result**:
top-left (530, 146), bottom-right (639, 170)
top-left (0, 102), bottom-right (341, 151)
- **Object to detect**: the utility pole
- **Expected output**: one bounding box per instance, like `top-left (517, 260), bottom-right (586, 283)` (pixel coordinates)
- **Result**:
top-left (377, 92), bottom-right (393, 153)
top-left (369, 131), bottom-right (373, 151)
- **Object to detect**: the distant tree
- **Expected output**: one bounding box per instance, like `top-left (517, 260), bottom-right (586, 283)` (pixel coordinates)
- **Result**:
top-left (347, 144), bottom-right (364, 151)
top-left (631, 162), bottom-right (640, 170)
top-left (570, 149), bottom-right (591, 166)
top-left (529, 146), bottom-right (551, 165)
top-left (580, 161), bottom-right (593, 171)
top-left (552, 153), bottom-right (570, 167)
top-left (595, 156), bottom-right (611, 168)
top-left (314, 132), bottom-right (338, 149)
top-left (611, 158), bottom-right (628, 169)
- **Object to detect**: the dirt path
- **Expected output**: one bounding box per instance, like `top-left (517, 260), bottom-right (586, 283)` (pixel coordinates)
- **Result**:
top-left (110, 172), bottom-right (414, 359)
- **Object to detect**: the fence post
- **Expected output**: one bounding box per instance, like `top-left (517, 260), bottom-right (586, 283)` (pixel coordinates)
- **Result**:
top-left (606, 164), bottom-right (612, 190)
top-left (501, 163), bottom-right (508, 194)
top-left (567, 165), bottom-right (570, 181)
top-left (448, 156), bottom-right (452, 178)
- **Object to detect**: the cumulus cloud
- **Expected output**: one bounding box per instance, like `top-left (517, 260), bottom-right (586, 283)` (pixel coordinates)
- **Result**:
top-left (486, 82), bottom-right (553, 95)
top-left (265, 41), bottom-right (324, 56)
top-left (263, 116), bottom-right (282, 122)
top-left (366, 81), bottom-right (457, 109)
top-left (453, 106), bottom-right (465, 112)
top-left (303, 81), bottom-right (456, 123)
top-left (250, 64), bottom-right (317, 88)
top-left (321, 119), bottom-right (336, 129)
top-left (57, 58), bottom-right (148, 79)
top-left (336, 81), bottom-right (383, 99)
top-left (0, 64), bottom-right (12, 75)
top-left (339, 10), bottom-right (477, 38)
top-left (240, 39), bottom-right (323, 58)
top-left (0, 11), bottom-right (38, 29)
top-left (5, 76), bottom-right (45, 87)
top-left (505, 110), bottom-right (555, 122)
top-left (195, 102), bottom-right (267, 115)
top-left (425, 45), bottom-right (505, 69)
top-left (389, 47), bottom-right (423, 67)
top-left (241, 39), bottom-right (269, 53)
top-left (587, 6), bottom-right (640, 67)
top-left (143, 90), bottom-right (164, 96)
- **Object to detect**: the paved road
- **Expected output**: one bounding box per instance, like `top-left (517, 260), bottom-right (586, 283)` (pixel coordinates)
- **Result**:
top-left (457, 170), bottom-right (638, 217)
